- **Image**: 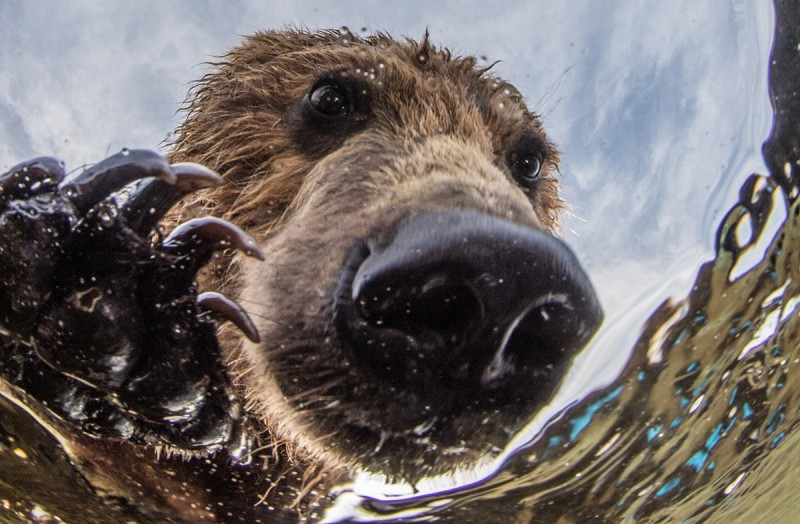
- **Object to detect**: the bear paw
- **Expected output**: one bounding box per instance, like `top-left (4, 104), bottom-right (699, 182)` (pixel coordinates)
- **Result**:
top-left (0, 149), bottom-right (262, 453)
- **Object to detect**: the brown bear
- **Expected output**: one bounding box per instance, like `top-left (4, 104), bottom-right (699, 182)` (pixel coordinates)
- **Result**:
top-left (0, 28), bottom-right (602, 521)
top-left (168, 29), bottom-right (601, 483)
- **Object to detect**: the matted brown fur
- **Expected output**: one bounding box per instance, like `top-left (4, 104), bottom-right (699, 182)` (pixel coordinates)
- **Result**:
top-left (167, 28), bottom-right (564, 484)
top-left (170, 29), bottom-right (560, 243)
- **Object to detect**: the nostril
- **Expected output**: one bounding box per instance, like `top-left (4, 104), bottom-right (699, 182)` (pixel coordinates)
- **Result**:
top-left (413, 277), bottom-right (482, 348)
top-left (504, 300), bottom-right (575, 372)
top-left (357, 274), bottom-right (483, 352)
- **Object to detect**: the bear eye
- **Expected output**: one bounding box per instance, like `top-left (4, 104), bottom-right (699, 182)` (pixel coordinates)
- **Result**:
top-left (307, 83), bottom-right (349, 117)
top-left (292, 74), bottom-right (370, 156)
top-left (508, 150), bottom-right (543, 188)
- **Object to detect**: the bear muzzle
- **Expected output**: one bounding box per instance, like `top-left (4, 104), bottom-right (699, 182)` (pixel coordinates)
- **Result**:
top-left (334, 209), bottom-right (603, 396)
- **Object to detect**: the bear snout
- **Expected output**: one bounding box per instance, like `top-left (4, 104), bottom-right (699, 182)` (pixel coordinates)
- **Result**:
top-left (166, 30), bottom-right (605, 479)
top-left (334, 210), bottom-right (602, 400)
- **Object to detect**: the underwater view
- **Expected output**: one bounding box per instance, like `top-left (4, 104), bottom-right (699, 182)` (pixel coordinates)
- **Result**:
top-left (0, 0), bottom-right (798, 522)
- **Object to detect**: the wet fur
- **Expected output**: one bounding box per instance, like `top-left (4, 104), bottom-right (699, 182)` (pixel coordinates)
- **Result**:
top-left (168, 29), bottom-right (562, 483)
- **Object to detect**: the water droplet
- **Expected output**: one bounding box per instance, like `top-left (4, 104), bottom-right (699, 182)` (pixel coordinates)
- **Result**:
top-left (97, 203), bottom-right (119, 227)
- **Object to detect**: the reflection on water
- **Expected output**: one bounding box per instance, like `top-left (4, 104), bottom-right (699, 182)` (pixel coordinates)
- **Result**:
top-left (333, 1), bottom-right (800, 522)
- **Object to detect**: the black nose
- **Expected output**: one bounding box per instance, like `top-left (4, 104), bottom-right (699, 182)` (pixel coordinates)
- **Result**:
top-left (334, 210), bottom-right (603, 389)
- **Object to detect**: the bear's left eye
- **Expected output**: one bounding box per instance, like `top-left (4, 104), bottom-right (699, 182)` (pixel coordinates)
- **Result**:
top-left (292, 74), bottom-right (370, 156)
top-left (508, 150), bottom-right (543, 188)
top-left (308, 83), bottom-right (349, 117)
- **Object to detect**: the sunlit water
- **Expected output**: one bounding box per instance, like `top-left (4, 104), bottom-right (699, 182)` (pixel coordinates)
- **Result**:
top-left (0, 1), bottom-right (797, 522)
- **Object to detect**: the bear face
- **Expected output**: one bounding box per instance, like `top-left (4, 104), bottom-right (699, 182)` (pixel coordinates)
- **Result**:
top-left (169, 30), bottom-right (602, 482)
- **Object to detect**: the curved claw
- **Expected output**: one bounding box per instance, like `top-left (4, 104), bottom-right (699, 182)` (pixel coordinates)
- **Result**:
top-left (152, 219), bottom-right (264, 300)
top-left (162, 217), bottom-right (265, 261)
top-left (170, 163), bottom-right (224, 189)
top-left (118, 164), bottom-right (224, 234)
top-left (0, 157), bottom-right (65, 200)
top-left (198, 292), bottom-right (261, 343)
top-left (59, 149), bottom-right (177, 214)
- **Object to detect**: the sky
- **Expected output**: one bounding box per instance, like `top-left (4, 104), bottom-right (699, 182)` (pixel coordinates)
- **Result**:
top-left (0, 0), bottom-right (776, 392)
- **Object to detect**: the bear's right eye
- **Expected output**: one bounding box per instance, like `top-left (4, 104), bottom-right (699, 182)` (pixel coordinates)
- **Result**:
top-left (307, 83), bottom-right (349, 117)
